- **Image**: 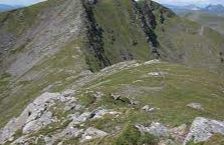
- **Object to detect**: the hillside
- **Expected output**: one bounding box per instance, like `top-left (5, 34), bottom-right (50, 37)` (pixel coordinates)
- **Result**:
top-left (181, 11), bottom-right (224, 35)
top-left (0, 0), bottom-right (224, 145)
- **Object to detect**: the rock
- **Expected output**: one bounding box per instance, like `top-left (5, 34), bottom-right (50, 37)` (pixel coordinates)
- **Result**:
top-left (11, 135), bottom-right (34, 145)
top-left (23, 111), bottom-right (54, 134)
top-left (91, 108), bottom-right (121, 119)
top-left (62, 89), bottom-right (75, 97)
top-left (142, 105), bottom-right (160, 112)
top-left (69, 112), bottom-right (92, 125)
top-left (93, 91), bottom-right (104, 100)
top-left (129, 99), bottom-right (139, 105)
top-left (144, 59), bottom-right (160, 65)
top-left (184, 117), bottom-right (224, 144)
top-left (187, 102), bottom-right (204, 111)
top-left (90, 108), bottom-right (109, 119)
top-left (158, 139), bottom-right (178, 145)
top-left (147, 72), bottom-right (167, 77)
top-left (110, 93), bottom-right (134, 105)
top-left (136, 122), bottom-right (169, 137)
top-left (69, 108), bottom-right (120, 124)
top-left (169, 124), bottom-right (188, 143)
top-left (80, 127), bottom-right (108, 142)
top-left (45, 126), bottom-right (84, 145)
top-left (0, 118), bottom-right (17, 144)
top-left (111, 93), bottom-right (121, 100)
top-left (0, 92), bottom-right (78, 144)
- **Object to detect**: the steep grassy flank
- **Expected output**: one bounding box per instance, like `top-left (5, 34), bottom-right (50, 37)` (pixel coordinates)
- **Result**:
top-left (180, 11), bottom-right (224, 35)
top-left (90, 0), bottom-right (150, 64)
top-left (0, 0), bottom-right (54, 35)
top-left (155, 16), bottom-right (224, 70)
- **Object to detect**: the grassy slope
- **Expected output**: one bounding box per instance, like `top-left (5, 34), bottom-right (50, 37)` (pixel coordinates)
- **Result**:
top-left (179, 11), bottom-right (224, 35)
top-left (0, 0), bottom-right (51, 35)
top-left (56, 61), bottom-right (224, 144)
top-left (155, 16), bottom-right (224, 70)
top-left (80, 62), bottom-right (224, 125)
top-left (0, 1), bottom-right (224, 144)
top-left (0, 0), bottom-right (88, 127)
top-left (92, 0), bottom-right (150, 62)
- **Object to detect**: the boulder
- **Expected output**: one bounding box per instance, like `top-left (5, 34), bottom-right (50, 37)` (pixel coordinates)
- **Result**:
top-left (23, 111), bottom-right (54, 134)
top-left (142, 105), bottom-right (160, 113)
top-left (0, 91), bottom-right (78, 144)
top-left (184, 117), bottom-right (224, 144)
top-left (80, 127), bottom-right (108, 142)
top-left (169, 124), bottom-right (188, 143)
top-left (136, 122), bottom-right (169, 137)
top-left (187, 103), bottom-right (204, 111)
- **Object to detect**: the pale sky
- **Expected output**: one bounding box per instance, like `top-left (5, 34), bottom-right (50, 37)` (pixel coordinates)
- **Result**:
top-left (0, 0), bottom-right (45, 6)
top-left (153, 0), bottom-right (224, 6)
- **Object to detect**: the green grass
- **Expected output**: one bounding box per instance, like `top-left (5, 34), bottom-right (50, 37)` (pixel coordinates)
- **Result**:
top-left (181, 11), bottom-right (224, 35)
top-left (0, 0), bottom-right (64, 35)
top-left (77, 62), bottom-right (224, 127)
top-left (92, 0), bottom-right (150, 63)
top-left (114, 123), bottom-right (158, 145)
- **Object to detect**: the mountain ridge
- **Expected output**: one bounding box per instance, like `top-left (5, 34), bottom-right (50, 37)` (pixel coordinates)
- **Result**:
top-left (0, 0), bottom-right (224, 144)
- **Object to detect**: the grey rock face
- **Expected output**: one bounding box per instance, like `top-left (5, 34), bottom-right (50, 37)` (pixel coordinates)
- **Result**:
top-left (44, 126), bottom-right (84, 145)
top-left (142, 105), bottom-right (160, 113)
top-left (81, 127), bottom-right (108, 142)
top-left (169, 124), bottom-right (188, 143)
top-left (136, 122), bottom-right (169, 137)
top-left (0, 90), bottom-right (76, 144)
top-left (1, 0), bottom-right (85, 78)
top-left (184, 117), bottom-right (224, 144)
top-left (23, 111), bottom-right (54, 134)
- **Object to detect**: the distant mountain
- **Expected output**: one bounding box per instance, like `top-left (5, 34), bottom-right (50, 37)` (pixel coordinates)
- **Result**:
top-left (0, 4), bottom-right (14, 12)
top-left (164, 4), bottom-right (202, 11)
top-left (166, 4), bottom-right (224, 35)
top-left (166, 4), bottom-right (224, 16)
top-left (203, 4), bottom-right (224, 14)
top-left (183, 11), bottom-right (224, 35)
top-left (0, 4), bottom-right (23, 12)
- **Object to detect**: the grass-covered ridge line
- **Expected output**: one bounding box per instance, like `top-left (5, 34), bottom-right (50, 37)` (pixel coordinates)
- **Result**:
top-left (77, 61), bottom-right (224, 126)
top-left (0, 0), bottom-right (65, 35)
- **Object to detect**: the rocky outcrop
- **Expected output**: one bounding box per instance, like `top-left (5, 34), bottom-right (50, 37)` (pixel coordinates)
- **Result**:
top-left (142, 105), bottom-right (160, 113)
top-left (184, 117), bottom-right (224, 144)
top-left (0, 0), bottom-right (85, 77)
top-left (136, 122), bottom-right (169, 137)
top-left (80, 127), bottom-right (108, 142)
top-left (0, 90), bottom-right (76, 144)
